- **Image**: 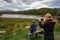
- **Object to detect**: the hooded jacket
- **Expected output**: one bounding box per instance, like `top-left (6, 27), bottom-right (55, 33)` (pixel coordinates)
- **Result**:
top-left (30, 22), bottom-right (36, 32)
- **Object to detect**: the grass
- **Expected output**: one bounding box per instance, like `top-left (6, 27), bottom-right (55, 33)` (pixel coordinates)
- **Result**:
top-left (0, 18), bottom-right (60, 40)
top-left (2, 29), bottom-right (60, 40)
top-left (3, 29), bottom-right (44, 40)
top-left (54, 31), bottom-right (60, 40)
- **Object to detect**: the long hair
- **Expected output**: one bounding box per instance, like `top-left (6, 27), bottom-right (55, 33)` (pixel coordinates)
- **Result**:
top-left (44, 13), bottom-right (52, 21)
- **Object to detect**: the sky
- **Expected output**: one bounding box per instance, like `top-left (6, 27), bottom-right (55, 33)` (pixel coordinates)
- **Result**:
top-left (0, 0), bottom-right (60, 11)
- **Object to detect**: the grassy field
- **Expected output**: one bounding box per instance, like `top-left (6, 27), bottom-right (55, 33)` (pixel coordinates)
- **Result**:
top-left (0, 18), bottom-right (60, 40)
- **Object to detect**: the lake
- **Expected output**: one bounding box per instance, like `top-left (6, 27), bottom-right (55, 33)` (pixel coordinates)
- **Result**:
top-left (0, 14), bottom-right (44, 19)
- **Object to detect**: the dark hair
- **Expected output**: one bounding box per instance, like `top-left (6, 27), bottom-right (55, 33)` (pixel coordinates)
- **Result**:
top-left (41, 18), bottom-right (44, 20)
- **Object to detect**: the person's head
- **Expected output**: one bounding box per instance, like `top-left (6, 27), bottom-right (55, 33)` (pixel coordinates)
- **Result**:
top-left (41, 18), bottom-right (44, 21)
top-left (32, 20), bottom-right (35, 23)
top-left (45, 13), bottom-right (52, 20)
top-left (39, 18), bottom-right (44, 21)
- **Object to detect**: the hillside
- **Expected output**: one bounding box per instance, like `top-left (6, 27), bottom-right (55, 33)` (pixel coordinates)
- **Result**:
top-left (0, 8), bottom-right (60, 16)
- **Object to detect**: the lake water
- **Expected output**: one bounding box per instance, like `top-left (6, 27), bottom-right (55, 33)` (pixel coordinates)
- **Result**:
top-left (0, 14), bottom-right (44, 19)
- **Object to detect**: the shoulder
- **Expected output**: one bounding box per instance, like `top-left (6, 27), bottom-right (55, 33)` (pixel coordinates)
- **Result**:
top-left (45, 19), bottom-right (56, 25)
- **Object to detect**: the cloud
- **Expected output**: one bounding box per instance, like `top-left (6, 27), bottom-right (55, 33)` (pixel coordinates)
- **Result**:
top-left (4, 0), bottom-right (12, 3)
top-left (0, 0), bottom-right (60, 11)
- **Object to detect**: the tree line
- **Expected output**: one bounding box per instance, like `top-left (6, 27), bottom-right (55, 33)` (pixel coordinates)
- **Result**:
top-left (0, 8), bottom-right (60, 16)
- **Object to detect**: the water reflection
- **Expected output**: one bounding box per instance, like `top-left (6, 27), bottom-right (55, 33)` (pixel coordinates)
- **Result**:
top-left (0, 14), bottom-right (44, 19)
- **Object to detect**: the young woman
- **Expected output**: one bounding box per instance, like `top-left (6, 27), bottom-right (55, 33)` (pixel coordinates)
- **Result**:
top-left (39, 13), bottom-right (56, 40)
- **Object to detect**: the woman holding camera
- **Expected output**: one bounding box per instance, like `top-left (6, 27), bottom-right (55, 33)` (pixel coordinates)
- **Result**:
top-left (39, 13), bottom-right (56, 40)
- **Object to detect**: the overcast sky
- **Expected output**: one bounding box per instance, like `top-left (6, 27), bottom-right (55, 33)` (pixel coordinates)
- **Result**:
top-left (0, 0), bottom-right (60, 11)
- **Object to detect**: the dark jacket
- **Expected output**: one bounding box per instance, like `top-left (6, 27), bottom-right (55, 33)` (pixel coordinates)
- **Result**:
top-left (44, 19), bottom-right (55, 32)
top-left (43, 19), bottom-right (55, 40)
top-left (39, 21), bottom-right (44, 28)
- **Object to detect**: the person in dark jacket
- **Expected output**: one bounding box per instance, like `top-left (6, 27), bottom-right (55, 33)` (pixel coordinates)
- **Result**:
top-left (39, 13), bottom-right (56, 40)
top-left (30, 20), bottom-right (37, 33)
top-left (39, 18), bottom-right (44, 28)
